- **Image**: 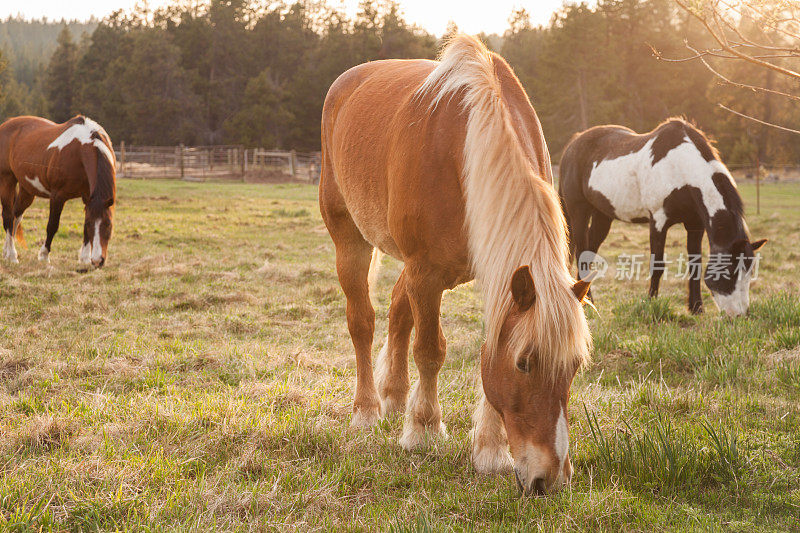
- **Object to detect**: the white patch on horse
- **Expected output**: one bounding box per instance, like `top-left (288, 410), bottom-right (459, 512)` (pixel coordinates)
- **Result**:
top-left (652, 207), bottom-right (667, 232)
top-left (3, 230), bottom-right (18, 263)
top-left (47, 119), bottom-right (114, 165)
top-left (91, 219), bottom-right (102, 264)
top-left (374, 335), bottom-right (402, 415)
top-left (587, 138), bottom-right (655, 223)
top-left (3, 216), bottom-right (22, 263)
top-left (554, 406), bottom-right (568, 468)
top-left (38, 245), bottom-right (49, 263)
top-left (93, 138), bottom-right (114, 166)
top-left (25, 176), bottom-right (50, 197)
top-left (399, 380), bottom-right (447, 450)
top-left (711, 269), bottom-right (752, 317)
top-left (587, 136), bottom-right (732, 225)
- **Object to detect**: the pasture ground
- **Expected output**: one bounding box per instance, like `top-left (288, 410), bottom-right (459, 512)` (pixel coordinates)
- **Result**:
top-left (1, 179), bottom-right (799, 531)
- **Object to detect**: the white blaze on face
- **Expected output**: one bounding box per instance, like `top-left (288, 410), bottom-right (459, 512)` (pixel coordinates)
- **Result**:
top-left (91, 219), bottom-right (103, 264)
top-left (711, 268), bottom-right (752, 317)
top-left (554, 406), bottom-right (569, 469)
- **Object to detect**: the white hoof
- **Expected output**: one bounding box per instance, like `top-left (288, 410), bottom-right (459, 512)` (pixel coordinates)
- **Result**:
top-left (38, 245), bottom-right (50, 263)
top-left (350, 407), bottom-right (381, 429)
top-left (399, 419), bottom-right (447, 451)
top-left (472, 443), bottom-right (513, 474)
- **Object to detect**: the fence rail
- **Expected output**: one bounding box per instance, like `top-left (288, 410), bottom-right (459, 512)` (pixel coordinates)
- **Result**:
top-left (115, 143), bottom-right (321, 183)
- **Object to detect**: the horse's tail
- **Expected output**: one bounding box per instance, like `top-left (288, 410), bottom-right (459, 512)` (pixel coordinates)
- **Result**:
top-left (558, 139), bottom-right (579, 266)
top-left (15, 222), bottom-right (25, 247)
top-left (368, 248), bottom-right (383, 304)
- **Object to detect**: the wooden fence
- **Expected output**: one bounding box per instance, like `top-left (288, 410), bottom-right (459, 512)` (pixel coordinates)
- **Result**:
top-left (114, 143), bottom-right (321, 183)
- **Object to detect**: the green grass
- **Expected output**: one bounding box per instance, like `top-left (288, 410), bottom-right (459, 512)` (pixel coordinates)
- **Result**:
top-left (0, 180), bottom-right (798, 531)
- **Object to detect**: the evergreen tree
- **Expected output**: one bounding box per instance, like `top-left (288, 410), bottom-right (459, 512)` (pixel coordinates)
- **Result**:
top-left (46, 25), bottom-right (78, 122)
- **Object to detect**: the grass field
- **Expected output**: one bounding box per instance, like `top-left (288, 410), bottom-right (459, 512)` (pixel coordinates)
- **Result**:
top-left (1, 179), bottom-right (799, 531)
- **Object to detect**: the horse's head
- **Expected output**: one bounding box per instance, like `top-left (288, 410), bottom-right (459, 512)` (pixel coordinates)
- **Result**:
top-left (705, 238), bottom-right (767, 316)
top-left (481, 266), bottom-right (592, 495)
top-left (82, 197), bottom-right (114, 268)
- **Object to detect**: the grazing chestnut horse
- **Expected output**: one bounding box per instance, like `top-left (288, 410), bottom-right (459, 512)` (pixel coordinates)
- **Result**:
top-left (0, 115), bottom-right (116, 267)
top-left (320, 35), bottom-right (593, 494)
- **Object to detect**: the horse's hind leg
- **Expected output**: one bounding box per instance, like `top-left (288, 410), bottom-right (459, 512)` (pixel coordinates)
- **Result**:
top-left (1, 175), bottom-right (19, 263)
top-left (40, 197), bottom-right (65, 263)
top-left (685, 222), bottom-right (705, 314)
top-left (648, 219), bottom-right (668, 298)
top-left (399, 264), bottom-right (447, 450)
top-left (586, 211), bottom-right (612, 256)
top-left (375, 268), bottom-right (413, 416)
top-left (321, 188), bottom-right (381, 427)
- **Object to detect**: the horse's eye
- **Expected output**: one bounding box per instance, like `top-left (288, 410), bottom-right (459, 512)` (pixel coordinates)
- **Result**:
top-left (516, 357), bottom-right (531, 373)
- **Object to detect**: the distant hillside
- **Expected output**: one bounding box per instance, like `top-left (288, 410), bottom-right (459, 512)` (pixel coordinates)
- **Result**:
top-left (0, 17), bottom-right (97, 85)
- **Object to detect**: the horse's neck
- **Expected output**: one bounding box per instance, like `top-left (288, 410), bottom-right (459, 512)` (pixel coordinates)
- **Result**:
top-left (701, 177), bottom-right (747, 248)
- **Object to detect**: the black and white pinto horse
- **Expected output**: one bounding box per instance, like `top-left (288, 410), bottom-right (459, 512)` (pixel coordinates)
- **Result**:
top-left (559, 118), bottom-right (766, 316)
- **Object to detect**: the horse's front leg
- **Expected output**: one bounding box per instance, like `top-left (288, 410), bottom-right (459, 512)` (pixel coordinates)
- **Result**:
top-left (39, 197), bottom-right (65, 263)
top-left (1, 181), bottom-right (17, 263)
top-left (3, 185), bottom-right (34, 263)
top-left (648, 218), bottom-right (667, 298)
top-left (686, 224), bottom-right (705, 314)
top-left (471, 387), bottom-right (512, 474)
top-left (399, 267), bottom-right (447, 450)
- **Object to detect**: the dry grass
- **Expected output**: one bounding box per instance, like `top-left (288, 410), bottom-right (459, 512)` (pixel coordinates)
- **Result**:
top-left (0, 179), bottom-right (798, 531)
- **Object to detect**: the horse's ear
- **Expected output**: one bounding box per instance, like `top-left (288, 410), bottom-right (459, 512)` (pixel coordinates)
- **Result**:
top-left (510, 265), bottom-right (536, 312)
top-left (572, 273), bottom-right (595, 303)
top-left (751, 238), bottom-right (767, 251)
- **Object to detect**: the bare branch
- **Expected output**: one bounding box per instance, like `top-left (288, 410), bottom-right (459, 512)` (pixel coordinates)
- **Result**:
top-left (684, 42), bottom-right (800, 102)
top-left (718, 103), bottom-right (800, 135)
top-left (676, 0), bottom-right (800, 81)
top-left (719, 0), bottom-right (800, 42)
top-left (650, 42), bottom-right (799, 62)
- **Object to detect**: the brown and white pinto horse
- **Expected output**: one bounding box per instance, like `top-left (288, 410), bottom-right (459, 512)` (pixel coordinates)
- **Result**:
top-left (320, 35), bottom-right (593, 494)
top-left (0, 115), bottom-right (116, 267)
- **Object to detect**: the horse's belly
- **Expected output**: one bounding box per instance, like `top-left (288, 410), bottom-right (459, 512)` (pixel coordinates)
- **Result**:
top-left (587, 159), bottom-right (649, 222)
top-left (346, 196), bottom-right (401, 258)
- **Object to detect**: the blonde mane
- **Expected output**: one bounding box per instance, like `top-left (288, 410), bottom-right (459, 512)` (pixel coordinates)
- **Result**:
top-left (417, 35), bottom-right (591, 378)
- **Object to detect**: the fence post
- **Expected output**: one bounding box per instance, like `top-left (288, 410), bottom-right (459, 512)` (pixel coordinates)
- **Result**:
top-left (120, 140), bottom-right (126, 178)
top-left (241, 146), bottom-right (246, 181)
top-left (179, 144), bottom-right (185, 179)
top-left (290, 149), bottom-right (297, 178)
top-left (755, 153), bottom-right (760, 215)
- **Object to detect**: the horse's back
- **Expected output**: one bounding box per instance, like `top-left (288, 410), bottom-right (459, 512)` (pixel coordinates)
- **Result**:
top-left (560, 125), bottom-right (646, 215)
top-left (0, 116), bottom-right (57, 173)
top-left (320, 59), bottom-right (467, 262)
